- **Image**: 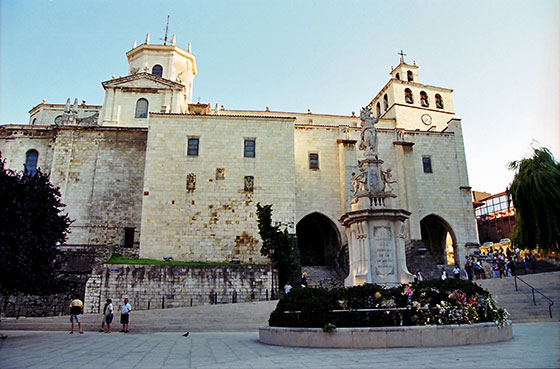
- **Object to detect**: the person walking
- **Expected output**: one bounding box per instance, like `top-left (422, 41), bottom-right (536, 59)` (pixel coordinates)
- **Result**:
top-left (104, 299), bottom-right (114, 333)
top-left (120, 298), bottom-right (132, 333)
top-left (69, 295), bottom-right (84, 334)
top-left (440, 268), bottom-right (447, 280)
top-left (99, 299), bottom-right (110, 332)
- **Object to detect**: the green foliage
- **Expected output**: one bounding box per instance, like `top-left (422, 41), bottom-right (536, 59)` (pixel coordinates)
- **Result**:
top-left (106, 254), bottom-right (240, 266)
top-left (508, 148), bottom-right (560, 251)
top-left (0, 156), bottom-right (72, 294)
top-left (256, 203), bottom-right (296, 281)
top-left (269, 279), bottom-right (509, 328)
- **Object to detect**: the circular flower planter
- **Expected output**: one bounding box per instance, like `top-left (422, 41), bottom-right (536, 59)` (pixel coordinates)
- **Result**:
top-left (259, 323), bottom-right (512, 348)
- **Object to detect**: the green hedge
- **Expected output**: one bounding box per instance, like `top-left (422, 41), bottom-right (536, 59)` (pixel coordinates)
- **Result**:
top-left (269, 279), bottom-right (509, 328)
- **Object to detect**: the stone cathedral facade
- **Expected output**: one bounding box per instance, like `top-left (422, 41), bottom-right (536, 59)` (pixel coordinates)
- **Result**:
top-left (0, 36), bottom-right (479, 281)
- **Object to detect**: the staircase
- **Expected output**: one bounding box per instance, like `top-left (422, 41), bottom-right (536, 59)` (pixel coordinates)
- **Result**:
top-left (301, 266), bottom-right (345, 289)
top-left (475, 271), bottom-right (559, 322)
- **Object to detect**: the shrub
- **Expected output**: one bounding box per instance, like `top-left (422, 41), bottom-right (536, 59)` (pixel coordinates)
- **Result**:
top-left (269, 279), bottom-right (509, 328)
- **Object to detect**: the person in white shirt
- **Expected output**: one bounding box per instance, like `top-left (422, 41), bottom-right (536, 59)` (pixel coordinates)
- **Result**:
top-left (120, 298), bottom-right (132, 333)
top-left (284, 281), bottom-right (292, 295)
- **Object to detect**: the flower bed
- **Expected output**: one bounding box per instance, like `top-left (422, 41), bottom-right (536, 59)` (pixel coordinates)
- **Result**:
top-left (268, 279), bottom-right (510, 329)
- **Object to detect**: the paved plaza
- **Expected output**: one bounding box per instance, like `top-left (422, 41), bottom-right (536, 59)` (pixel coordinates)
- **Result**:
top-left (0, 322), bottom-right (558, 368)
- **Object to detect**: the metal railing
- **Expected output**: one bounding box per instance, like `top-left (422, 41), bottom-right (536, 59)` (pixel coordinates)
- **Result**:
top-left (513, 275), bottom-right (554, 319)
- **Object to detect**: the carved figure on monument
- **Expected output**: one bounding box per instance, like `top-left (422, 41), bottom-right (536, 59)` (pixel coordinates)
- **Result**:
top-left (358, 106), bottom-right (378, 156)
top-left (351, 167), bottom-right (368, 196)
top-left (130, 66), bottom-right (140, 75)
top-left (381, 168), bottom-right (397, 192)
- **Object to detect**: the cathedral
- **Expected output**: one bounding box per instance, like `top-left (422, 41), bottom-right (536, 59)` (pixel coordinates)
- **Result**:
top-left (0, 34), bottom-right (479, 282)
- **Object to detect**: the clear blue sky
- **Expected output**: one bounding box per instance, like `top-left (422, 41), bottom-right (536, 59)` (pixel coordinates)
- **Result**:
top-left (1, 0), bottom-right (558, 194)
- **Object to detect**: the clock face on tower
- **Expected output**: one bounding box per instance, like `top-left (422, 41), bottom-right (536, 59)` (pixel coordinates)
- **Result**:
top-left (421, 114), bottom-right (432, 125)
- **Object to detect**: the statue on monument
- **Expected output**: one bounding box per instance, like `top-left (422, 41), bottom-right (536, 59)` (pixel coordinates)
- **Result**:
top-left (351, 167), bottom-right (368, 196)
top-left (358, 106), bottom-right (378, 157)
top-left (381, 168), bottom-right (397, 192)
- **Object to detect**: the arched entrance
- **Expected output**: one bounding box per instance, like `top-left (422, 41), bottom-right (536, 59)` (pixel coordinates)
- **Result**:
top-left (420, 214), bottom-right (457, 265)
top-left (296, 213), bottom-right (340, 268)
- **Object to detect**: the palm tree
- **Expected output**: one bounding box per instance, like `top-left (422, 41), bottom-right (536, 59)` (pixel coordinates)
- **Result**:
top-left (507, 148), bottom-right (560, 251)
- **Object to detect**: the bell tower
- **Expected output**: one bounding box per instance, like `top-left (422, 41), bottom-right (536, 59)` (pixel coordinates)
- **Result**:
top-left (369, 51), bottom-right (455, 131)
top-left (126, 33), bottom-right (198, 103)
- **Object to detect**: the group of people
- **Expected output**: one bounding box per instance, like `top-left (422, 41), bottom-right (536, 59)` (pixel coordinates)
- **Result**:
top-left (283, 272), bottom-right (308, 294)
top-left (68, 296), bottom-right (132, 334)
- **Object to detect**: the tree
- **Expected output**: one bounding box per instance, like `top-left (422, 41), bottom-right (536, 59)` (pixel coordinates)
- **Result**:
top-left (0, 155), bottom-right (72, 295)
top-left (256, 203), bottom-right (296, 285)
top-left (507, 148), bottom-right (560, 252)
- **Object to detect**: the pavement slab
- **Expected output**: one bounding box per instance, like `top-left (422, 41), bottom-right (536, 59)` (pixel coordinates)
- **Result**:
top-left (0, 323), bottom-right (558, 368)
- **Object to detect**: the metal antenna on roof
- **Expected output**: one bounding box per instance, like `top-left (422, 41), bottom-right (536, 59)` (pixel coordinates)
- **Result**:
top-left (164, 15), bottom-right (170, 45)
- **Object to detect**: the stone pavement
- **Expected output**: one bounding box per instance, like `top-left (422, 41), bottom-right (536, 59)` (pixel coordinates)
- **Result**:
top-left (0, 323), bottom-right (558, 368)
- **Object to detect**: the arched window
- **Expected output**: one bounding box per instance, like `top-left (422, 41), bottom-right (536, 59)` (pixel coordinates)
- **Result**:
top-left (151, 65), bottom-right (163, 77)
top-left (383, 94), bottom-right (388, 111)
top-left (407, 70), bottom-right (414, 82)
top-left (420, 91), bottom-right (429, 107)
top-left (25, 149), bottom-right (38, 176)
top-left (376, 102), bottom-right (381, 117)
top-left (435, 94), bottom-right (444, 109)
top-left (135, 98), bottom-right (149, 118)
top-left (395, 73), bottom-right (400, 80)
top-left (404, 88), bottom-right (414, 104)
top-left (32, 118), bottom-right (37, 125)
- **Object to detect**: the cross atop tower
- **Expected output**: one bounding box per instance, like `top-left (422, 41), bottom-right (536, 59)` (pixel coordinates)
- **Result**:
top-left (398, 50), bottom-right (406, 63)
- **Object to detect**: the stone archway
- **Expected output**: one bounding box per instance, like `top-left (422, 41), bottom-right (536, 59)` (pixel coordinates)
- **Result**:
top-left (420, 214), bottom-right (457, 265)
top-left (296, 212), bottom-right (340, 268)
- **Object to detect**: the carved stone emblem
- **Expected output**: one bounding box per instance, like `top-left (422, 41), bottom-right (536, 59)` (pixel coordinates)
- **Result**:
top-left (216, 168), bottom-right (225, 180)
top-left (244, 176), bottom-right (254, 192)
top-left (186, 173), bottom-right (196, 191)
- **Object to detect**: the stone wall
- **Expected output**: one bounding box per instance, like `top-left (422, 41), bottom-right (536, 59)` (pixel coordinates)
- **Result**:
top-left (0, 293), bottom-right (74, 317)
top-left (139, 114), bottom-right (296, 263)
top-left (84, 264), bottom-right (274, 313)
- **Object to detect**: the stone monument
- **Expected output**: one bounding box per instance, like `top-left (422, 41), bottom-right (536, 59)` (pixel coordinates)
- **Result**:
top-left (340, 106), bottom-right (414, 286)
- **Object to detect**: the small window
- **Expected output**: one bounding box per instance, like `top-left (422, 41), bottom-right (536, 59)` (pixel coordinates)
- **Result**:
top-left (396, 73), bottom-right (400, 80)
top-left (383, 94), bottom-right (388, 111)
top-left (124, 228), bottom-right (135, 248)
top-left (376, 102), bottom-right (381, 117)
top-left (420, 91), bottom-right (429, 107)
top-left (25, 149), bottom-right (38, 176)
top-left (32, 118), bottom-right (37, 125)
top-left (152, 64), bottom-right (163, 77)
top-left (422, 157), bottom-right (433, 173)
top-left (309, 153), bottom-right (319, 169)
top-left (405, 88), bottom-right (414, 104)
top-left (407, 70), bottom-right (414, 82)
top-left (187, 138), bottom-right (199, 156)
top-left (135, 98), bottom-right (149, 118)
top-left (244, 139), bottom-right (255, 158)
top-left (435, 94), bottom-right (444, 109)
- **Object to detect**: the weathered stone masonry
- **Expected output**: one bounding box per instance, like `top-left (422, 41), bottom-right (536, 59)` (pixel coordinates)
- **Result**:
top-left (84, 264), bottom-right (273, 313)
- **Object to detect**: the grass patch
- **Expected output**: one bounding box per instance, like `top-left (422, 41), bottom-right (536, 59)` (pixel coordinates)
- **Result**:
top-left (105, 254), bottom-right (240, 266)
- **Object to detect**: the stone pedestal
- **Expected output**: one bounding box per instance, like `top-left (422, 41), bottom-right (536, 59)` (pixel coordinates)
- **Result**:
top-left (340, 208), bottom-right (413, 286)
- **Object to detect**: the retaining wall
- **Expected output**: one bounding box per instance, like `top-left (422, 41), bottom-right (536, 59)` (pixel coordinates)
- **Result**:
top-left (84, 264), bottom-right (275, 313)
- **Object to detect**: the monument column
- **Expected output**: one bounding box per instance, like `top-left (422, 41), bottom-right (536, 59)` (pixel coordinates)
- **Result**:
top-left (340, 107), bottom-right (414, 286)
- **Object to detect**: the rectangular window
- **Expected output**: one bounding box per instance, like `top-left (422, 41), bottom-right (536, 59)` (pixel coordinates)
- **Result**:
top-left (422, 157), bottom-right (432, 173)
top-left (124, 228), bottom-right (135, 248)
top-left (187, 137), bottom-right (199, 156)
top-left (309, 153), bottom-right (319, 169)
top-left (244, 139), bottom-right (255, 158)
